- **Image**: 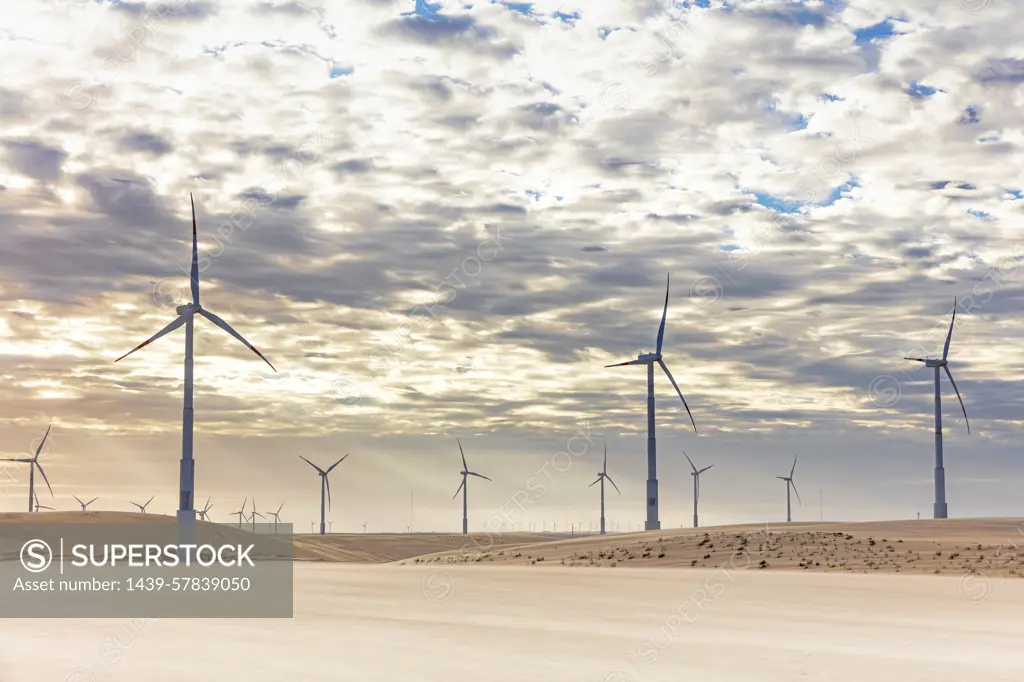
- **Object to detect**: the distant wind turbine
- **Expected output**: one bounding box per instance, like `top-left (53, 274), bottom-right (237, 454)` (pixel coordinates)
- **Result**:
top-left (327, 520), bottom-right (333, 533)
top-left (73, 495), bottom-right (98, 512)
top-left (903, 298), bottom-right (970, 519)
top-left (1, 424), bottom-right (54, 512)
top-left (588, 444), bottom-right (620, 535)
top-left (605, 274), bottom-right (697, 530)
top-left (130, 495), bottom-right (155, 514)
top-left (114, 194), bottom-right (276, 542)
top-left (249, 498), bottom-right (265, 533)
top-left (33, 490), bottom-right (54, 512)
top-left (267, 503), bottom-right (283, 534)
top-left (453, 439), bottom-right (491, 535)
top-left (232, 498), bottom-right (248, 528)
top-left (197, 497), bottom-right (212, 521)
top-left (684, 452), bottom-right (713, 528)
top-left (362, 522), bottom-right (367, 533)
top-left (776, 456), bottom-right (801, 523)
top-left (300, 455), bottom-right (347, 536)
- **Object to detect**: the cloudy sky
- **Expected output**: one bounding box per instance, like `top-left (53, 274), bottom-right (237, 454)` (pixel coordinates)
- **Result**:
top-left (0, 0), bottom-right (1021, 532)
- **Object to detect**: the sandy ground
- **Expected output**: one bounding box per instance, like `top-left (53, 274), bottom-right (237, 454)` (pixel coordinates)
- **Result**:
top-left (0, 563), bottom-right (1021, 681)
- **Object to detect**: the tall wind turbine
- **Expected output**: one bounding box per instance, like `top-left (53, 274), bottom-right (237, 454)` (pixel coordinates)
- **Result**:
top-left (249, 498), bottom-right (265, 533)
top-left (300, 455), bottom-right (347, 536)
top-left (605, 274), bottom-right (697, 530)
top-left (33, 490), bottom-right (54, 512)
top-left (588, 444), bottom-right (620, 535)
top-left (268, 503), bottom-right (283, 534)
top-left (114, 194), bottom-right (276, 543)
top-left (130, 495), bottom-right (155, 514)
top-left (73, 495), bottom-right (98, 512)
top-left (684, 452), bottom-right (713, 528)
top-left (453, 439), bottom-right (491, 535)
top-left (1, 424), bottom-right (54, 512)
top-left (197, 497), bottom-right (212, 521)
top-left (232, 498), bottom-right (248, 528)
top-left (903, 298), bottom-right (970, 519)
top-left (776, 456), bottom-right (801, 523)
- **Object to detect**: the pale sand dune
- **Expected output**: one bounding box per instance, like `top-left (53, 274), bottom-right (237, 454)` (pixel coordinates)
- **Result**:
top-left (0, 564), bottom-right (1021, 681)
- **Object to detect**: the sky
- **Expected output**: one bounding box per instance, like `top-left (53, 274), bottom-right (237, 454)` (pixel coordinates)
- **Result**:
top-left (0, 0), bottom-right (1022, 532)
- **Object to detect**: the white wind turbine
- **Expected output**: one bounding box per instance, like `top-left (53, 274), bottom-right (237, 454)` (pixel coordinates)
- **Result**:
top-left (1, 424), bottom-right (54, 512)
top-left (268, 503), bottom-right (284, 534)
top-left (232, 498), bottom-right (248, 528)
top-left (453, 439), bottom-right (491, 535)
top-left (300, 455), bottom-right (347, 536)
top-left (73, 495), bottom-right (98, 512)
top-left (903, 298), bottom-right (970, 519)
top-left (33, 489), bottom-right (54, 512)
top-left (197, 497), bottom-right (212, 520)
top-left (588, 444), bottom-right (620, 535)
top-left (776, 456), bottom-right (801, 523)
top-left (605, 274), bottom-right (698, 530)
top-left (130, 495), bottom-right (155, 514)
top-left (248, 498), bottom-right (265, 533)
top-left (114, 194), bottom-right (276, 543)
top-left (684, 452), bottom-right (713, 528)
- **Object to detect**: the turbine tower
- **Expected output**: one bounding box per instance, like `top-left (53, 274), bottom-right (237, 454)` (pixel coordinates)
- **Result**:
top-left (903, 298), bottom-right (970, 519)
top-left (197, 497), bottom-right (212, 520)
top-left (232, 498), bottom-right (248, 528)
top-left (114, 194), bottom-right (276, 544)
top-left (73, 495), bottom-right (98, 512)
top-left (1, 424), bottom-right (54, 512)
top-left (32, 489), bottom-right (54, 512)
top-left (300, 455), bottom-right (347, 535)
top-left (588, 444), bottom-right (620, 535)
top-left (249, 498), bottom-right (265, 533)
top-left (268, 503), bottom-right (284, 534)
top-left (684, 452), bottom-right (713, 528)
top-left (130, 495), bottom-right (155, 514)
top-left (453, 439), bottom-right (491, 535)
top-left (605, 274), bottom-right (697, 530)
top-left (776, 456), bottom-right (801, 523)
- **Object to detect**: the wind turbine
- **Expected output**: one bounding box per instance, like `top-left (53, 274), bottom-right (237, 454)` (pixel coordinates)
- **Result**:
top-left (684, 452), bottom-right (713, 528)
top-left (1, 424), bottom-right (54, 512)
top-left (327, 520), bottom-right (333, 533)
top-left (776, 456), bottom-right (801, 523)
top-left (267, 503), bottom-right (283, 534)
top-left (114, 194), bottom-right (276, 543)
top-left (130, 495), bottom-right (155, 514)
top-left (32, 490), bottom-right (54, 512)
top-left (249, 498), bottom-right (265, 533)
top-left (300, 455), bottom-right (347, 536)
top-left (605, 274), bottom-right (697, 530)
top-left (903, 298), bottom-right (970, 519)
top-left (588, 444), bottom-right (620, 535)
top-left (362, 522), bottom-right (367, 533)
top-left (232, 498), bottom-right (248, 528)
top-left (197, 497), bottom-right (212, 521)
top-left (453, 439), bottom-right (491, 535)
top-left (73, 495), bottom-right (98, 512)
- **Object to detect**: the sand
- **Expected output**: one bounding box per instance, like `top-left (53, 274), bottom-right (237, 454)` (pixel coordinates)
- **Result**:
top-left (0, 564), bottom-right (1021, 681)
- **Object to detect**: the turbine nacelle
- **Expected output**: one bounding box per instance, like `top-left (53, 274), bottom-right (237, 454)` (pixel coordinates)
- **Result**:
top-left (904, 357), bottom-right (947, 368)
top-left (176, 303), bottom-right (199, 316)
top-left (636, 352), bottom-right (661, 363)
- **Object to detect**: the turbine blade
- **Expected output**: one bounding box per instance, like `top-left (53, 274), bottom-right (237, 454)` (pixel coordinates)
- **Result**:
top-left (190, 193), bottom-right (200, 306)
top-left (0, 458), bottom-right (31, 462)
top-left (656, 272), bottom-right (669, 354)
top-left (588, 478), bottom-right (600, 487)
top-left (790, 480), bottom-right (802, 505)
top-left (74, 495), bottom-right (83, 505)
top-left (277, 502), bottom-right (284, 514)
top-left (604, 359), bottom-right (640, 367)
top-left (34, 462), bottom-right (53, 496)
top-left (657, 359), bottom-right (697, 432)
top-left (326, 454), bottom-right (348, 473)
top-left (452, 478), bottom-right (465, 499)
top-left (684, 451), bottom-right (697, 473)
top-left (146, 494), bottom-right (154, 506)
top-left (606, 475), bottom-right (621, 494)
top-left (325, 475), bottom-right (332, 510)
top-left (903, 357), bottom-right (928, 362)
top-left (88, 497), bottom-right (97, 505)
top-left (603, 443), bottom-right (607, 473)
top-left (197, 309), bottom-right (276, 371)
top-left (942, 297), bottom-right (956, 361)
top-left (790, 454), bottom-right (797, 478)
top-left (35, 424), bottom-right (52, 458)
top-left (458, 439), bottom-right (468, 471)
top-left (468, 472), bottom-right (491, 481)
top-left (943, 365), bottom-right (971, 434)
top-left (115, 314), bottom-right (189, 363)
top-left (699, 465), bottom-right (713, 474)
top-left (299, 455), bottom-right (326, 475)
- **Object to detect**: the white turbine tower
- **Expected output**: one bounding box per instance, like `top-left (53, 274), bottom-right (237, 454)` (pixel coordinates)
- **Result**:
top-left (197, 497), bottom-right (212, 520)
top-left (453, 439), bottom-right (491, 535)
top-left (232, 498), bottom-right (248, 528)
top-left (300, 455), bottom-right (347, 536)
top-left (73, 495), bottom-right (98, 512)
top-left (684, 452), bottom-right (713, 528)
top-left (1, 424), bottom-right (54, 512)
top-left (249, 498), bottom-right (265, 533)
top-left (268, 503), bottom-right (284, 534)
top-left (605, 274), bottom-right (697, 530)
top-left (130, 495), bottom-right (155, 514)
top-left (776, 456), bottom-right (801, 523)
top-left (588, 444), bottom-right (620, 535)
top-left (114, 194), bottom-right (276, 544)
top-left (33, 489), bottom-right (54, 512)
top-left (903, 298), bottom-right (970, 519)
